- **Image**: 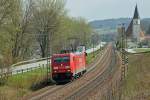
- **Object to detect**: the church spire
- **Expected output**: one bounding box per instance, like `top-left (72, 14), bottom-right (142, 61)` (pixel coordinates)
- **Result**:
top-left (133, 4), bottom-right (140, 19)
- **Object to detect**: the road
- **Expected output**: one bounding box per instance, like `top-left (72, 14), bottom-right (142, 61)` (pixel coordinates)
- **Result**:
top-left (24, 43), bottom-right (121, 100)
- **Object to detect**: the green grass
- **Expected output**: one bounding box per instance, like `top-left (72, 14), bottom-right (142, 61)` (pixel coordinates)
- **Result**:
top-left (122, 53), bottom-right (150, 99)
top-left (134, 48), bottom-right (150, 53)
top-left (0, 68), bottom-right (47, 100)
top-left (7, 68), bottom-right (47, 87)
top-left (86, 49), bottom-right (101, 64)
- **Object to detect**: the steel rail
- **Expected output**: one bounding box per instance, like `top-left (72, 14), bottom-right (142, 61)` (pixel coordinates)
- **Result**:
top-left (65, 46), bottom-right (115, 100)
top-left (25, 45), bottom-right (110, 100)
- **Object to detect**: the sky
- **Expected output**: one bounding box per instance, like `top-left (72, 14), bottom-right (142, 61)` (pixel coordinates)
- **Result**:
top-left (65, 0), bottom-right (150, 21)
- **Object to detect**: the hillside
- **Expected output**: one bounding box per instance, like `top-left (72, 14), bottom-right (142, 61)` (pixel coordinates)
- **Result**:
top-left (89, 18), bottom-right (131, 29)
top-left (89, 18), bottom-right (150, 33)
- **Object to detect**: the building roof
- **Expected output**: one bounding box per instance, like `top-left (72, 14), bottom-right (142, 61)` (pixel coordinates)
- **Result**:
top-left (133, 4), bottom-right (140, 19)
top-left (144, 35), bottom-right (150, 40)
top-left (126, 19), bottom-right (133, 37)
top-left (140, 31), bottom-right (145, 37)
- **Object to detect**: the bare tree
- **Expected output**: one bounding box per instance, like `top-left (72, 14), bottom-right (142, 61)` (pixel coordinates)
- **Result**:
top-left (0, 0), bottom-right (35, 64)
top-left (11, 0), bottom-right (35, 60)
top-left (33, 0), bottom-right (65, 57)
top-left (0, 0), bottom-right (14, 26)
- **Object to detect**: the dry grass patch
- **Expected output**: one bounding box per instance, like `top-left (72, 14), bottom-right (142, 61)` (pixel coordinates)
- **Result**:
top-left (122, 53), bottom-right (150, 100)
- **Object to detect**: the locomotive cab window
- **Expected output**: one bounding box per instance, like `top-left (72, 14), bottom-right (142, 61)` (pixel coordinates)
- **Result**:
top-left (54, 57), bottom-right (70, 63)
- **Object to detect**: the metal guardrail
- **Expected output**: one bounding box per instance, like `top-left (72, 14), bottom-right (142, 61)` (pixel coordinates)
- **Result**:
top-left (0, 44), bottom-right (105, 78)
top-left (11, 57), bottom-right (51, 67)
top-left (11, 45), bottom-right (100, 68)
top-left (0, 64), bottom-right (47, 78)
top-left (11, 46), bottom-right (102, 68)
top-left (11, 43), bottom-right (104, 67)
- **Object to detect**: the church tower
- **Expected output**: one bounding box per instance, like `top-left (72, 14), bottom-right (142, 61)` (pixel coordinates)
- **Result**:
top-left (132, 5), bottom-right (141, 42)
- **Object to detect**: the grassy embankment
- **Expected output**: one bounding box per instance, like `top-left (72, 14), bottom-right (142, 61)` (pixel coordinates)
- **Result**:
top-left (122, 53), bottom-right (150, 100)
top-left (0, 49), bottom-right (102, 100)
top-left (0, 67), bottom-right (47, 100)
top-left (134, 48), bottom-right (150, 53)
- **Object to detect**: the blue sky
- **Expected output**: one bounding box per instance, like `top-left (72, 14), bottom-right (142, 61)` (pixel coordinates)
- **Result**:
top-left (65, 0), bottom-right (150, 21)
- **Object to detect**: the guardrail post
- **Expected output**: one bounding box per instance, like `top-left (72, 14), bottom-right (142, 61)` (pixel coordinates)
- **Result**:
top-left (11, 71), bottom-right (13, 76)
top-left (27, 68), bottom-right (28, 72)
top-left (8, 72), bottom-right (10, 77)
top-left (39, 64), bottom-right (40, 68)
top-left (22, 69), bottom-right (23, 73)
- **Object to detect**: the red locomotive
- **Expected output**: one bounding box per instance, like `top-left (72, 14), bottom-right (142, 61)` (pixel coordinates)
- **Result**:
top-left (51, 46), bottom-right (86, 83)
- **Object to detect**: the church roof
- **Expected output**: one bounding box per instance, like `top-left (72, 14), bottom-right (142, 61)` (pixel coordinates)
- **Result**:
top-left (133, 5), bottom-right (140, 19)
top-left (126, 19), bottom-right (133, 37)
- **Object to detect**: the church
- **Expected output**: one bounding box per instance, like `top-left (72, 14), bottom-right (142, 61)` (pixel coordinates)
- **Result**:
top-left (126, 5), bottom-right (145, 43)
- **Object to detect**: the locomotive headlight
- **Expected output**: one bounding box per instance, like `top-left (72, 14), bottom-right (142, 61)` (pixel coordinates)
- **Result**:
top-left (67, 69), bottom-right (71, 72)
top-left (65, 66), bottom-right (70, 69)
top-left (53, 67), bottom-right (58, 70)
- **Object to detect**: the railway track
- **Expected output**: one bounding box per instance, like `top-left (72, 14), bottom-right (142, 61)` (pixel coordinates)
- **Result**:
top-left (24, 44), bottom-right (114, 100)
top-left (65, 47), bottom-right (117, 100)
top-left (23, 48), bottom-right (104, 100)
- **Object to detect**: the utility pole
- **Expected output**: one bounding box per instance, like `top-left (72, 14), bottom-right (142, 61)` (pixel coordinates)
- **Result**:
top-left (93, 40), bottom-right (94, 57)
top-left (46, 32), bottom-right (51, 83)
top-left (119, 23), bottom-right (128, 99)
top-left (125, 30), bottom-right (128, 76)
top-left (92, 34), bottom-right (95, 57)
top-left (100, 40), bottom-right (101, 51)
top-left (84, 32), bottom-right (86, 49)
top-left (121, 23), bottom-right (128, 81)
top-left (68, 37), bottom-right (78, 52)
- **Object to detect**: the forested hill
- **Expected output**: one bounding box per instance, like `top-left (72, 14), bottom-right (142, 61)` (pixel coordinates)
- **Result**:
top-left (89, 18), bottom-right (150, 32)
